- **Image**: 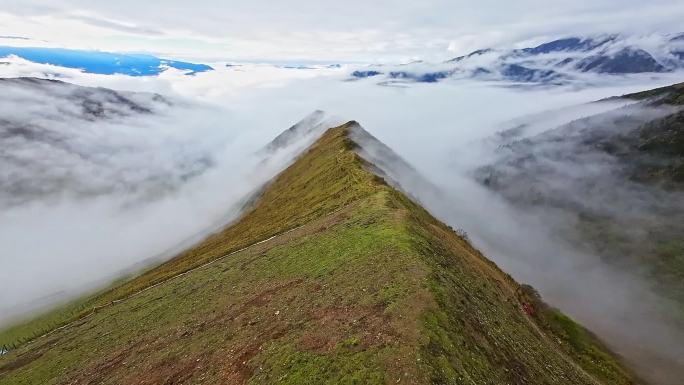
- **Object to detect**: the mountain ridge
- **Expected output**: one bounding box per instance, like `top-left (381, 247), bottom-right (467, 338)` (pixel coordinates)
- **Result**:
top-left (0, 121), bottom-right (637, 384)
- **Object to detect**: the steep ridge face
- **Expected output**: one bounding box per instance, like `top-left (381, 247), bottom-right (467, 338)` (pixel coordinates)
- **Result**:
top-left (0, 123), bottom-right (636, 384)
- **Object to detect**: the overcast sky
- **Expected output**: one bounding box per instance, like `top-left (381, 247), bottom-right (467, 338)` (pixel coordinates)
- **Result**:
top-left (1, 1), bottom-right (684, 62)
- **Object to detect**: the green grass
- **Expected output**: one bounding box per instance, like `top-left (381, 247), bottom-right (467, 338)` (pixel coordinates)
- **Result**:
top-left (517, 285), bottom-right (636, 385)
top-left (248, 343), bottom-right (386, 385)
top-left (0, 272), bottom-right (137, 352)
top-left (0, 124), bottom-right (638, 385)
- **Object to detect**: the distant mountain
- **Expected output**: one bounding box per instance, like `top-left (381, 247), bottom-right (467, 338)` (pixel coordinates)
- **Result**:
top-left (351, 33), bottom-right (684, 84)
top-left (0, 46), bottom-right (213, 76)
top-left (519, 36), bottom-right (616, 55)
top-left (575, 48), bottom-right (664, 73)
top-left (0, 118), bottom-right (636, 385)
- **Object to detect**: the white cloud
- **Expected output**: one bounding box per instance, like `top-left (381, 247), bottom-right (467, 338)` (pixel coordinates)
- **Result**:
top-left (0, 1), bottom-right (683, 61)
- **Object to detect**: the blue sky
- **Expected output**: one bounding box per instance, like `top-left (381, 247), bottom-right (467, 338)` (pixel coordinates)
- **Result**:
top-left (1, 1), bottom-right (683, 63)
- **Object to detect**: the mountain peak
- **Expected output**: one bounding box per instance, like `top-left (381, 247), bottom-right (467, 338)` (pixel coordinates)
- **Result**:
top-left (0, 120), bottom-right (637, 384)
top-left (264, 110), bottom-right (343, 152)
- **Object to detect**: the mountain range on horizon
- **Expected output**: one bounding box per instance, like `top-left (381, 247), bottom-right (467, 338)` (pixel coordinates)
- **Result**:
top-left (3, 32), bottom-right (684, 85)
top-left (351, 32), bottom-right (684, 84)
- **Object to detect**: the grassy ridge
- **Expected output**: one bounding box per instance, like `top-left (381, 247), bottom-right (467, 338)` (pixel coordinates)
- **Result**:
top-left (0, 123), bottom-right (375, 348)
top-left (0, 124), bottom-right (637, 384)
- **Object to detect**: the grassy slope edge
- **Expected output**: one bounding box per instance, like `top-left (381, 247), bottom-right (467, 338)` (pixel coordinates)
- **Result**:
top-left (0, 123), bottom-right (637, 384)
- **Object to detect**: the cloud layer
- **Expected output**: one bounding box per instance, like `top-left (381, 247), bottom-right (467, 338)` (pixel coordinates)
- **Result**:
top-left (1, 1), bottom-right (684, 61)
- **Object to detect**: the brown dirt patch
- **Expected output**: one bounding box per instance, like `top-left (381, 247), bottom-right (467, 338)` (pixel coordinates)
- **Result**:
top-left (215, 326), bottom-right (289, 385)
top-left (122, 353), bottom-right (204, 385)
top-left (299, 305), bottom-right (395, 353)
top-left (62, 340), bottom-right (148, 385)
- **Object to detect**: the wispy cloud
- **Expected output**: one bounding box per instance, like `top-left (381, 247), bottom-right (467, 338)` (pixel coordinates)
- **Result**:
top-left (1, 1), bottom-right (683, 61)
top-left (64, 14), bottom-right (164, 36)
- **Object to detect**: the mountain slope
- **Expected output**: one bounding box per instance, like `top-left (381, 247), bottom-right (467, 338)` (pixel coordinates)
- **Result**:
top-left (0, 123), bottom-right (636, 384)
top-left (477, 82), bottom-right (684, 312)
top-left (475, 84), bottom-right (684, 385)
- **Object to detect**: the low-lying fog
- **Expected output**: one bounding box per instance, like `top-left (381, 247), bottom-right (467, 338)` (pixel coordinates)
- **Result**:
top-left (1, 60), bottom-right (683, 382)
